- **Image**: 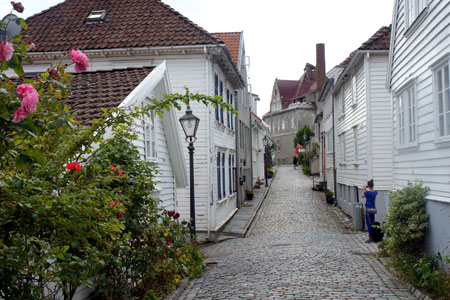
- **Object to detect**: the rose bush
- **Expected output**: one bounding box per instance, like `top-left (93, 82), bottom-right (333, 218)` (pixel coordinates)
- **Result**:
top-left (0, 3), bottom-right (235, 299)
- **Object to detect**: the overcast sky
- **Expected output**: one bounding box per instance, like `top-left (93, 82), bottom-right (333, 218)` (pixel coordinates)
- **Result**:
top-left (1, 0), bottom-right (394, 116)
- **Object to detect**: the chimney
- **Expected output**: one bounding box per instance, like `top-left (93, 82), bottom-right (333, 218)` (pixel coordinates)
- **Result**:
top-left (316, 43), bottom-right (326, 90)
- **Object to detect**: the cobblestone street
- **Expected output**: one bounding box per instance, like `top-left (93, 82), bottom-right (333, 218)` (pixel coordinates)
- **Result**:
top-left (179, 165), bottom-right (416, 300)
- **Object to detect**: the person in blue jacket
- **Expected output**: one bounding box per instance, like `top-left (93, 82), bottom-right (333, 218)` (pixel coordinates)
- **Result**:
top-left (361, 179), bottom-right (377, 243)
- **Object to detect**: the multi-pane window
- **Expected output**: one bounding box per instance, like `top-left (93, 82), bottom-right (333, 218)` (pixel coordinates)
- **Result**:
top-left (232, 155), bottom-right (236, 193)
top-left (229, 154), bottom-right (232, 195)
top-left (291, 117), bottom-right (295, 128)
top-left (217, 152), bottom-right (221, 200)
top-left (219, 80), bottom-right (224, 124)
top-left (434, 59), bottom-right (450, 138)
top-left (353, 127), bottom-right (358, 162)
top-left (397, 85), bottom-right (417, 145)
top-left (230, 93), bottom-right (234, 130)
top-left (144, 110), bottom-right (156, 160)
top-left (281, 119), bottom-right (285, 130)
top-left (341, 88), bottom-right (345, 115)
top-left (222, 153), bottom-right (226, 199)
top-left (327, 131), bottom-right (333, 152)
top-left (215, 74), bottom-right (219, 121)
top-left (405, 0), bottom-right (427, 27)
top-left (351, 74), bottom-right (357, 106)
top-left (226, 89), bottom-right (231, 128)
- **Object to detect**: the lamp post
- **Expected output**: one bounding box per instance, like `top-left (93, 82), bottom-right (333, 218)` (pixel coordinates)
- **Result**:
top-left (263, 136), bottom-right (269, 187)
top-left (179, 106), bottom-right (200, 237)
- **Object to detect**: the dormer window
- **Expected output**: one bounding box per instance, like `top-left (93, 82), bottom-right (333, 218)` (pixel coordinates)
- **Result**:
top-left (86, 10), bottom-right (106, 24)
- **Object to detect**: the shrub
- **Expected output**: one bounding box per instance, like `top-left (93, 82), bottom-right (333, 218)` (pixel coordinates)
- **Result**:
top-left (381, 182), bottom-right (430, 255)
top-left (302, 165), bottom-right (310, 175)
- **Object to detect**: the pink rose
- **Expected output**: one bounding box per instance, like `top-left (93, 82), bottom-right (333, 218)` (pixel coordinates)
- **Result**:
top-left (28, 43), bottom-right (36, 51)
top-left (17, 84), bottom-right (39, 111)
top-left (70, 49), bottom-right (89, 72)
top-left (12, 107), bottom-right (28, 122)
top-left (118, 170), bottom-right (123, 177)
top-left (110, 165), bottom-right (117, 171)
top-left (0, 42), bottom-right (14, 61)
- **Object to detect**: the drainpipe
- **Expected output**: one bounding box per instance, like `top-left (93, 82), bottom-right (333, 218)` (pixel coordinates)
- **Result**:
top-left (249, 98), bottom-right (254, 190)
top-left (235, 90), bottom-right (241, 208)
top-left (332, 88), bottom-right (338, 205)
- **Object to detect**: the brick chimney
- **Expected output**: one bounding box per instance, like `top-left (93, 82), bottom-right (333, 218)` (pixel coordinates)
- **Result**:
top-left (316, 43), bottom-right (326, 90)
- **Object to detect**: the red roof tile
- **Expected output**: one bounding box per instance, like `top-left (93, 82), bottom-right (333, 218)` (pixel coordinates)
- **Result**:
top-left (276, 79), bottom-right (298, 109)
top-left (213, 32), bottom-right (241, 66)
top-left (65, 67), bottom-right (154, 125)
top-left (24, 0), bottom-right (223, 52)
top-left (340, 25), bottom-right (391, 66)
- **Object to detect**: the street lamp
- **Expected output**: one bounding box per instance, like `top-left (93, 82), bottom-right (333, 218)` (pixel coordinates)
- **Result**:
top-left (179, 106), bottom-right (200, 237)
top-left (263, 136), bottom-right (269, 187)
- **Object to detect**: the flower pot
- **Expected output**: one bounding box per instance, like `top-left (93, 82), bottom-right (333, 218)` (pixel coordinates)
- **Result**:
top-left (266, 172), bottom-right (273, 179)
top-left (246, 193), bottom-right (254, 200)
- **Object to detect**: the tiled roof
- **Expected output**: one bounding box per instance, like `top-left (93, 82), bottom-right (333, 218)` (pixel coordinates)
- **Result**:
top-left (65, 67), bottom-right (154, 125)
top-left (24, 0), bottom-right (223, 52)
top-left (293, 70), bottom-right (319, 99)
top-left (213, 32), bottom-right (241, 66)
top-left (276, 79), bottom-right (298, 109)
top-left (340, 25), bottom-right (391, 66)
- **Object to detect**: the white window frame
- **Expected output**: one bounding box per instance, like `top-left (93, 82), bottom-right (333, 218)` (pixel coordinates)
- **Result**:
top-left (291, 117), bottom-right (294, 129)
top-left (351, 73), bottom-right (357, 107)
top-left (353, 126), bottom-right (358, 163)
top-left (143, 109), bottom-right (157, 161)
top-left (395, 80), bottom-right (418, 148)
top-left (326, 131), bottom-right (333, 153)
top-left (339, 88), bottom-right (345, 118)
top-left (281, 119), bottom-right (285, 130)
top-left (405, 0), bottom-right (428, 28)
top-left (431, 53), bottom-right (450, 143)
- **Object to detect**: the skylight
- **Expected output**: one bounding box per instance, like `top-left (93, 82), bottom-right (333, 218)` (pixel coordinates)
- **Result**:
top-left (86, 10), bottom-right (106, 24)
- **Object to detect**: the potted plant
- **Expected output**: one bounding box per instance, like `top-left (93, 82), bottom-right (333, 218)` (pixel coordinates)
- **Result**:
top-left (245, 189), bottom-right (254, 200)
top-left (266, 168), bottom-right (275, 179)
top-left (325, 191), bottom-right (334, 204)
top-left (255, 180), bottom-right (261, 189)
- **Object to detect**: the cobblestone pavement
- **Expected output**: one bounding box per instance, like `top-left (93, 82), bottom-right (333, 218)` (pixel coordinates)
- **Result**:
top-left (179, 165), bottom-right (415, 300)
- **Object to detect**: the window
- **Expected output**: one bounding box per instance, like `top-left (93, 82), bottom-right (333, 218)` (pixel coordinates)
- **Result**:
top-left (229, 154), bottom-right (232, 195)
top-left (433, 58), bottom-right (450, 138)
top-left (215, 74), bottom-right (219, 121)
top-left (220, 80), bottom-right (224, 124)
top-left (339, 133), bottom-right (346, 162)
top-left (222, 153), bottom-right (226, 198)
top-left (281, 119), bottom-right (285, 130)
top-left (230, 93), bottom-right (234, 130)
top-left (144, 110), bottom-right (156, 160)
top-left (405, 0), bottom-right (427, 28)
top-left (353, 127), bottom-right (358, 162)
top-left (217, 152), bottom-right (221, 200)
top-left (351, 74), bottom-right (357, 106)
top-left (341, 89), bottom-right (345, 115)
top-left (396, 84), bottom-right (417, 145)
top-left (327, 131), bottom-right (333, 152)
top-left (232, 155), bottom-right (236, 193)
top-left (86, 10), bottom-right (106, 23)
top-left (291, 117), bottom-right (294, 129)
top-left (226, 89), bottom-right (230, 128)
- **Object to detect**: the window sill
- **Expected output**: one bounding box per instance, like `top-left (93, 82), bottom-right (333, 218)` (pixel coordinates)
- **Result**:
top-left (217, 193), bottom-right (236, 204)
top-left (434, 137), bottom-right (450, 148)
top-left (395, 142), bottom-right (419, 152)
top-left (215, 120), bottom-right (227, 132)
top-left (404, 7), bottom-right (429, 38)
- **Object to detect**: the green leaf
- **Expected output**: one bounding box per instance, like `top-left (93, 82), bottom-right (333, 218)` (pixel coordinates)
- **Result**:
top-left (14, 64), bottom-right (25, 77)
top-left (7, 54), bottom-right (20, 69)
top-left (55, 118), bottom-right (67, 128)
top-left (15, 153), bottom-right (33, 170)
top-left (19, 18), bottom-right (28, 30)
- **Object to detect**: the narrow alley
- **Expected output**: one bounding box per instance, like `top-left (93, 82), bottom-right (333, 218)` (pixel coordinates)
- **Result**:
top-left (178, 165), bottom-right (416, 300)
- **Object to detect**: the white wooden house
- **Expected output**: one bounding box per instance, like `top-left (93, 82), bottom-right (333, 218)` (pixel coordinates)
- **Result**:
top-left (333, 26), bottom-right (393, 222)
top-left (23, 0), bottom-right (247, 241)
top-left (388, 0), bottom-right (450, 256)
top-left (314, 66), bottom-right (344, 193)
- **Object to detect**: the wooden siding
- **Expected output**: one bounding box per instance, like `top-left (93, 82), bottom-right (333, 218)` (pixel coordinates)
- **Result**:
top-left (368, 54), bottom-right (393, 191)
top-left (336, 62), bottom-right (368, 187)
top-left (390, 0), bottom-right (450, 202)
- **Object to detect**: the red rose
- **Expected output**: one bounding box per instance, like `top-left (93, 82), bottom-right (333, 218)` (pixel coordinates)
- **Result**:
top-left (174, 212), bottom-right (180, 220)
top-left (117, 211), bottom-right (124, 217)
top-left (110, 165), bottom-right (117, 171)
top-left (118, 170), bottom-right (123, 177)
top-left (167, 210), bottom-right (175, 217)
top-left (65, 162), bottom-right (81, 172)
top-left (108, 200), bottom-right (114, 207)
top-left (166, 239), bottom-right (172, 245)
top-left (114, 200), bottom-right (121, 206)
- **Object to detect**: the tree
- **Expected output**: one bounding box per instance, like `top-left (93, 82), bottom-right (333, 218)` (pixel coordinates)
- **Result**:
top-left (293, 125), bottom-right (314, 148)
